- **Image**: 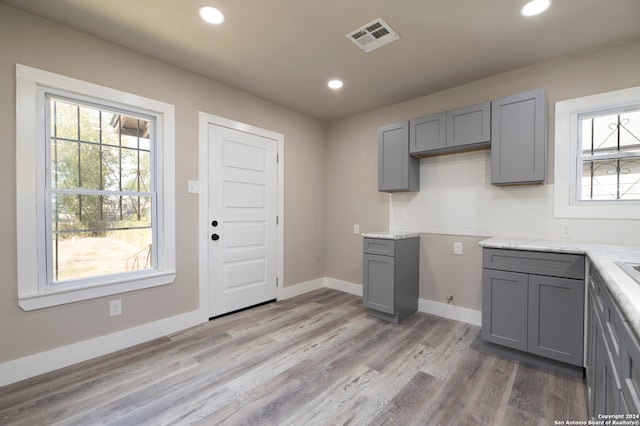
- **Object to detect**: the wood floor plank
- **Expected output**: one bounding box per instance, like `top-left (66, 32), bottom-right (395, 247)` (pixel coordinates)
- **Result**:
top-left (0, 289), bottom-right (588, 425)
top-left (207, 321), bottom-right (395, 425)
top-left (502, 405), bottom-right (548, 426)
top-left (508, 362), bottom-right (551, 419)
top-left (420, 321), bottom-right (478, 380)
top-left (281, 364), bottom-right (380, 426)
top-left (418, 342), bottom-right (519, 425)
top-left (369, 370), bottom-right (442, 426)
top-left (329, 342), bottom-right (434, 425)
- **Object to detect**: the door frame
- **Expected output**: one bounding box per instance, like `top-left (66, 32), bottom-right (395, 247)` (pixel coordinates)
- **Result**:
top-left (197, 112), bottom-right (284, 322)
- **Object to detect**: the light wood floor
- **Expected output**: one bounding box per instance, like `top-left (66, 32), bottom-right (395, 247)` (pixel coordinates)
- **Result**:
top-left (0, 289), bottom-right (587, 425)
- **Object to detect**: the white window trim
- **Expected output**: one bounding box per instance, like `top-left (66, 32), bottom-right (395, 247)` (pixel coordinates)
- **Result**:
top-left (554, 85), bottom-right (640, 219)
top-left (16, 64), bottom-right (176, 310)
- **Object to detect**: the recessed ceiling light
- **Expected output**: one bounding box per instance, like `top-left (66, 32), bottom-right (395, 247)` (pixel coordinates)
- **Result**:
top-left (199, 5), bottom-right (225, 25)
top-left (520, 0), bottom-right (552, 17)
top-left (328, 79), bottom-right (344, 90)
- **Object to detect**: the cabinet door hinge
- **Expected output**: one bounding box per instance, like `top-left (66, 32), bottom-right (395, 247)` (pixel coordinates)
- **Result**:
top-left (276, 216), bottom-right (279, 225)
top-left (276, 154), bottom-right (279, 163)
top-left (276, 277), bottom-right (279, 287)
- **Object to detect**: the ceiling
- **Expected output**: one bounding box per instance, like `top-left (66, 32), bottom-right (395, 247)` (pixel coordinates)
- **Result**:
top-left (3, 0), bottom-right (640, 122)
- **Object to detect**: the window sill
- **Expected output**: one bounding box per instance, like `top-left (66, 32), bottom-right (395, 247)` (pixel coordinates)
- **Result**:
top-left (18, 271), bottom-right (177, 311)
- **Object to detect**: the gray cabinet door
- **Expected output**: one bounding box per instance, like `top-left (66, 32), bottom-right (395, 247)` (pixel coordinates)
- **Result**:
top-left (378, 121), bottom-right (419, 192)
top-left (409, 112), bottom-right (446, 154)
top-left (587, 295), bottom-right (598, 418)
top-left (491, 88), bottom-right (546, 185)
top-left (620, 322), bottom-right (640, 415)
top-left (528, 275), bottom-right (584, 366)
top-left (446, 101), bottom-right (491, 148)
top-left (482, 269), bottom-right (528, 351)
top-left (363, 253), bottom-right (395, 315)
top-left (595, 327), bottom-right (625, 416)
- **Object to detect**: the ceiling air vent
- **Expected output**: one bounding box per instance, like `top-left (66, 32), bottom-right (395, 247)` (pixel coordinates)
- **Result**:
top-left (346, 18), bottom-right (400, 53)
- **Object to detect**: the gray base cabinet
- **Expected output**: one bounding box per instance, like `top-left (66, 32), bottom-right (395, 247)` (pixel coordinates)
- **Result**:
top-left (587, 266), bottom-right (640, 417)
top-left (482, 248), bottom-right (585, 368)
top-left (363, 237), bottom-right (419, 323)
top-left (491, 88), bottom-right (546, 185)
top-left (378, 121), bottom-right (419, 192)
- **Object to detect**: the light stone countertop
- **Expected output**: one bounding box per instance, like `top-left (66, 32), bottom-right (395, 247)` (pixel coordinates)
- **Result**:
top-left (361, 231), bottom-right (420, 240)
top-left (480, 238), bottom-right (640, 341)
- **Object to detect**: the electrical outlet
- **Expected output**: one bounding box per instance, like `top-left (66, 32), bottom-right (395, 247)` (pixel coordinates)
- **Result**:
top-left (110, 299), bottom-right (122, 317)
top-left (354, 224), bottom-right (360, 235)
top-left (454, 242), bottom-right (463, 255)
top-left (560, 224), bottom-right (570, 239)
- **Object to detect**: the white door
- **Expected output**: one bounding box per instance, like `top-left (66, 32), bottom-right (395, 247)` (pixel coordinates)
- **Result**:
top-left (208, 124), bottom-right (278, 317)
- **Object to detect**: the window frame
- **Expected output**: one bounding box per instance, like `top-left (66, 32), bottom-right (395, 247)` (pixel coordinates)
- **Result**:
top-left (16, 64), bottom-right (176, 310)
top-left (554, 85), bottom-right (640, 220)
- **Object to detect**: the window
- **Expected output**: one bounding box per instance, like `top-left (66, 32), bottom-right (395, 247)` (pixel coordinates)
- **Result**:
top-left (47, 95), bottom-right (155, 284)
top-left (16, 65), bottom-right (176, 310)
top-left (578, 107), bottom-right (640, 201)
top-left (554, 85), bottom-right (640, 219)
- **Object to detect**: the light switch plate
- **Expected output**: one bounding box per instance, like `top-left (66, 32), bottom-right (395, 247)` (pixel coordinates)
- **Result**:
top-left (188, 180), bottom-right (200, 194)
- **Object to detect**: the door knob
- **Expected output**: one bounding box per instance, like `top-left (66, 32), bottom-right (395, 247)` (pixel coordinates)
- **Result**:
top-left (211, 234), bottom-right (220, 241)
top-left (211, 220), bottom-right (218, 227)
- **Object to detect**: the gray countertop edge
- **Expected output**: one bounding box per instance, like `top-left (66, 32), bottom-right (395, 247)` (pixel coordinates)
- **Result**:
top-left (361, 231), bottom-right (420, 240)
top-left (480, 238), bottom-right (640, 342)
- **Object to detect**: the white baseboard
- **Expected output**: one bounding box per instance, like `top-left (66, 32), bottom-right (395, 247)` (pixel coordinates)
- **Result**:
top-left (277, 278), bottom-right (325, 300)
top-left (418, 298), bottom-right (482, 327)
top-left (277, 277), bottom-right (363, 299)
top-left (284, 277), bottom-right (480, 326)
top-left (0, 310), bottom-right (203, 387)
top-left (324, 277), bottom-right (363, 296)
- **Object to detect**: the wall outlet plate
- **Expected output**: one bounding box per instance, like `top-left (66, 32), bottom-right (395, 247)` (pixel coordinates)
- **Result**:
top-left (110, 299), bottom-right (122, 317)
top-left (454, 242), bottom-right (463, 255)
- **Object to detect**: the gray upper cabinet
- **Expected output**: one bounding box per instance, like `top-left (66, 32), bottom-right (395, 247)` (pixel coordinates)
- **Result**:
top-left (410, 101), bottom-right (491, 157)
top-left (491, 88), bottom-right (547, 185)
top-left (378, 121), bottom-right (419, 192)
top-left (409, 112), bottom-right (446, 154)
top-left (446, 101), bottom-right (491, 148)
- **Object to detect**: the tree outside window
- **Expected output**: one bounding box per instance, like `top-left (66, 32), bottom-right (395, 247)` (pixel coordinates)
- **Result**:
top-left (47, 97), bottom-right (155, 283)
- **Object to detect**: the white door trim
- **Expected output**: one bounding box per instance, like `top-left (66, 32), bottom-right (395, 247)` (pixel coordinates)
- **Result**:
top-left (198, 112), bottom-right (284, 322)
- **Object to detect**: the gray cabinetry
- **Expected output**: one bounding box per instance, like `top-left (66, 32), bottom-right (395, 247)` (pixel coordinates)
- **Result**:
top-left (482, 269), bottom-right (528, 351)
top-left (378, 121), bottom-right (419, 192)
top-left (409, 112), bottom-right (446, 154)
top-left (363, 237), bottom-right (419, 323)
top-left (491, 88), bottom-right (546, 185)
top-left (410, 101), bottom-right (491, 157)
top-left (527, 275), bottom-right (584, 365)
top-left (482, 248), bottom-right (585, 369)
top-left (587, 267), bottom-right (640, 417)
top-left (447, 101), bottom-right (491, 148)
